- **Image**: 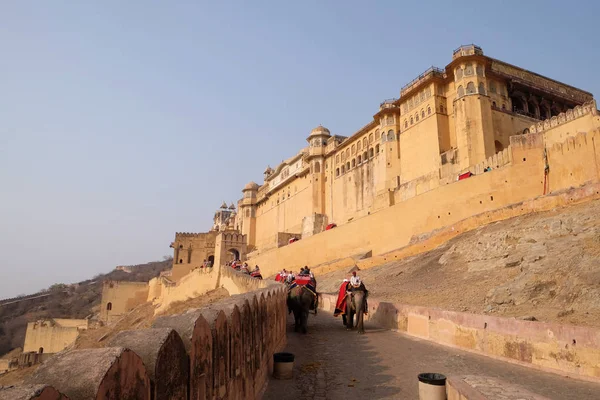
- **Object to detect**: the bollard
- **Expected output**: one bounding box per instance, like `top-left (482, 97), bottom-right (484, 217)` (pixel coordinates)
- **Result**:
top-left (418, 373), bottom-right (446, 400)
top-left (273, 352), bottom-right (295, 379)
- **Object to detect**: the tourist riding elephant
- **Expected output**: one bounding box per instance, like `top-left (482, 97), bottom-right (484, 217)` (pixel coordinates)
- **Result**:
top-left (287, 285), bottom-right (315, 334)
top-left (345, 287), bottom-right (367, 334)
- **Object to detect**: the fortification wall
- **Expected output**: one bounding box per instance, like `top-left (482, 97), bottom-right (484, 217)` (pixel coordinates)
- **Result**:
top-left (17, 280), bottom-right (287, 400)
top-left (99, 281), bottom-right (149, 324)
top-left (23, 319), bottom-right (88, 354)
top-left (154, 268), bottom-right (218, 313)
top-left (319, 293), bottom-right (600, 382)
top-left (248, 122), bottom-right (600, 279)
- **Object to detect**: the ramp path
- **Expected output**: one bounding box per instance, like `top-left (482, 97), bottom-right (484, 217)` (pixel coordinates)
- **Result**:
top-left (264, 312), bottom-right (600, 399)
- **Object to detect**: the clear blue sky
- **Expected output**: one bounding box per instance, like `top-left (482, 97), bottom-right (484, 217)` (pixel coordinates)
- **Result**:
top-left (1, 1), bottom-right (599, 298)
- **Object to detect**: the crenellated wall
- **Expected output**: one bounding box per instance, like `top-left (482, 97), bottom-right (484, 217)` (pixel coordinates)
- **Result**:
top-left (15, 276), bottom-right (287, 400)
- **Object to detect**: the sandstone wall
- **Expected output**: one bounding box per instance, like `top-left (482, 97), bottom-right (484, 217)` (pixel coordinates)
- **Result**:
top-left (23, 319), bottom-right (88, 354)
top-left (18, 277), bottom-right (287, 400)
top-left (248, 127), bottom-right (600, 280)
top-left (319, 293), bottom-right (600, 382)
top-left (100, 281), bottom-right (149, 323)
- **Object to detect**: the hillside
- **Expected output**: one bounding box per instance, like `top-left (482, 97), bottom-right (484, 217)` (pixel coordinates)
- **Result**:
top-left (0, 259), bottom-right (171, 356)
top-left (316, 198), bottom-right (600, 328)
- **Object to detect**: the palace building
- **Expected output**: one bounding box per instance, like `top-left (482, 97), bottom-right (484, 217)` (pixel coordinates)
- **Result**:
top-left (234, 44), bottom-right (594, 255)
top-left (168, 44), bottom-right (598, 275)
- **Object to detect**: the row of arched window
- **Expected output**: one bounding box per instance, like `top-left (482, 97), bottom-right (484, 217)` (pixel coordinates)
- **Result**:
top-left (404, 106), bottom-right (433, 128)
top-left (455, 63), bottom-right (484, 80)
top-left (457, 81), bottom-right (486, 98)
top-left (335, 145), bottom-right (380, 177)
top-left (335, 130), bottom-right (395, 164)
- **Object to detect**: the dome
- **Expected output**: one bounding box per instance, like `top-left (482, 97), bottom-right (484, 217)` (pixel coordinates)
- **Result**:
top-left (308, 125), bottom-right (331, 138)
top-left (220, 201), bottom-right (228, 209)
top-left (228, 203), bottom-right (236, 210)
top-left (243, 181), bottom-right (259, 191)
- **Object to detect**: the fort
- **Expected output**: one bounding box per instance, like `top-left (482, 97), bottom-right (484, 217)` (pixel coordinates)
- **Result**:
top-left (4, 44), bottom-right (600, 398)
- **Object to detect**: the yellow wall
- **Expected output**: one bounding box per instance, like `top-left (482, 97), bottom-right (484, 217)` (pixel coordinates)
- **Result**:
top-left (248, 122), bottom-right (600, 279)
top-left (171, 231), bottom-right (218, 281)
top-left (100, 281), bottom-right (149, 323)
top-left (23, 319), bottom-right (88, 354)
top-left (399, 114), bottom-right (441, 183)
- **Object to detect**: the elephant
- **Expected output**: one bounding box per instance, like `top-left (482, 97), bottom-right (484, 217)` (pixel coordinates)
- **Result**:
top-left (345, 288), bottom-right (367, 334)
top-left (287, 285), bottom-right (315, 333)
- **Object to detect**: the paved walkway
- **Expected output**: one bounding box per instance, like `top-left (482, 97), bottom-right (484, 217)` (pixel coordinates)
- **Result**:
top-left (264, 312), bottom-right (600, 399)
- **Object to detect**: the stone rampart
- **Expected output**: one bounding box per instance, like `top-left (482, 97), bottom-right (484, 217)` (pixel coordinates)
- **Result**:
top-left (319, 293), bottom-right (600, 382)
top-left (248, 125), bottom-right (600, 280)
top-left (17, 275), bottom-right (287, 400)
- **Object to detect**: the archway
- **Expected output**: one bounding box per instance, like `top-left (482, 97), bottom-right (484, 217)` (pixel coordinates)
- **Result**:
top-left (207, 255), bottom-right (214, 265)
top-left (39, 347), bottom-right (44, 354)
top-left (495, 140), bottom-right (504, 152)
top-left (106, 302), bottom-right (112, 311)
top-left (227, 248), bottom-right (240, 263)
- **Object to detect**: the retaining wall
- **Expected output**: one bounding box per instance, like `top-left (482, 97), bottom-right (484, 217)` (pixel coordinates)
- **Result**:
top-left (13, 273), bottom-right (287, 400)
top-left (319, 293), bottom-right (600, 382)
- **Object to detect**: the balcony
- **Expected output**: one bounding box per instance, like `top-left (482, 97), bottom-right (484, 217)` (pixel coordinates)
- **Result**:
top-left (452, 44), bottom-right (484, 60)
top-left (400, 67), bottom-right (445, 97)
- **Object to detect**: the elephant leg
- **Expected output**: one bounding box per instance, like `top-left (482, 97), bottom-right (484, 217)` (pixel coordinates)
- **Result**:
top-left (300, 310), bottom-right (308, 334)
top-left (293, 309), bottom-right (301, 332)
top-left (356, 295), bottom-right (366, 334)
top-left (342, 314), bottom-right (347, 327)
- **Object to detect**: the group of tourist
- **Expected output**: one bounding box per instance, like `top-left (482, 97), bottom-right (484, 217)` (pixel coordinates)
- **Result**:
top-left (277, 265), bottom-right (315, 283)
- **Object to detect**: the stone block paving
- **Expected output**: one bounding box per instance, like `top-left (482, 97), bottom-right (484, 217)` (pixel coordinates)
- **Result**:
top-left (264, 313), bottom-right (600, 399)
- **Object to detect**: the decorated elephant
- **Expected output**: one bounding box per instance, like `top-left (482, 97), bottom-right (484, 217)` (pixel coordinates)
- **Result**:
top-left (345, 287), bottom-right (367, 334)
top-left (287, 285), bottom-right (315, 333)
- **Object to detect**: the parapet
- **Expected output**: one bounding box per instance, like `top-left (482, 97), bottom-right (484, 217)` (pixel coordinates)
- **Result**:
top-left (524, 100), bottom-right (597, 135)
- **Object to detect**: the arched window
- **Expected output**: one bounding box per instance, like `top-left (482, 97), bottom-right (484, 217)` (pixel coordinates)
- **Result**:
top-left (351, 144), bottom-right (356, 154)
top-left (427, 107), bottom-right (431, 115)
top-left (421, 109), bottom-right (425, 118)
top-left (455, 68), bottom-right (463, 80)
top-left (341, 165), bottom-right (345, 174)
top-left (107, 302), bottom-right (112, 311)
top-left (358, 155), bottom-right (362, 164)
top-left (357, 141), bottom-right (362, 151)
top-left (387, 130), bottom-right (395, 141)
top-left (502, 103), bottom-right (506, 110)
top-left (179, 259), bottom-right (183, 264)
top-left (476, 65), bottom-right (484, 76)
top-left (369, 133), bottom-right (373, 143)
top-left (351, 159), bottom-right (356, 168)
top-left (363, 151), bottom-right (367, 161)
top-left (420, 91), bottom-right (425, 102)
top-left (346, 149), bottom-right (350, 159)
top-left (346, 162), bottom-right (350, 171)
top-left (314, 161), bottom-right (320, 173)
top-left (478, 82), bottom-right (486, 95)
top-left (404, 120), bottom-right (408, 128)
top-left (489, 81), bottom-right (496, 93)
top-left (39, 347), bottom-right (44, 354)
top-left (369, 148), bottom-right (374, 158)
top-left (335, 155), bottom-right (339, 164)
top-left (375, 144), bottom-right (380, 154)
top-left (336, 168), bottom-right (340, 177)
top-left (466, 82), bottom-right (475, 94)
top-left (415, 113), bottom-right (419, 122)
top-left (375, 130), bottom-right (380, 140)
top-left (492, 101), bottom-right (497, 108)
top-left (363, 138), bottom-right (367, 148)
top-left (457, 85), bottom-right (464, 97)
top-left (410, 117), bottom-right (413, 125)
top-left (465, 63), bottom-right (473, 76)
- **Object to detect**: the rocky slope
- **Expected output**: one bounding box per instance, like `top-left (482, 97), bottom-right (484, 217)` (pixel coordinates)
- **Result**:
top-left (316, 199), bottom-right (600, 327)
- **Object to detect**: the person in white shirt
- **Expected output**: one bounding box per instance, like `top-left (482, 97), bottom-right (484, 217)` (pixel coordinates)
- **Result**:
top-left (349, 271), bottom-right (361, 287)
